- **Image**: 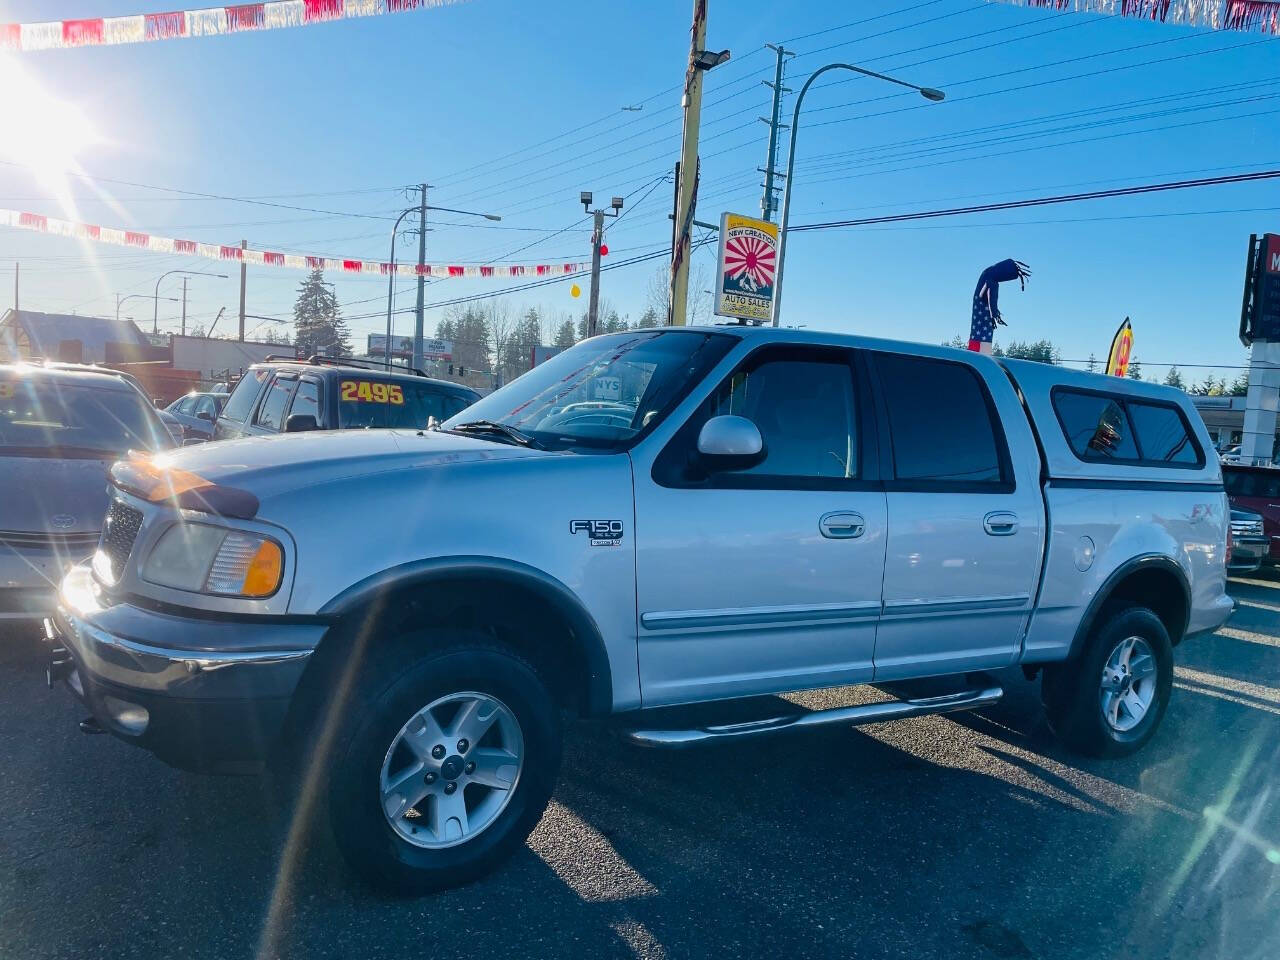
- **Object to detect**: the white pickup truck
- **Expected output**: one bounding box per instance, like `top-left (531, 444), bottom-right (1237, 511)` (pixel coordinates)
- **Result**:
top-left (47, 326), bottom-right (1233, 892)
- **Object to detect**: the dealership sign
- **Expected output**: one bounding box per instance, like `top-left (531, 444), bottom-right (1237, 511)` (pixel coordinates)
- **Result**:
top-left (714, 212), bottom-right (779, 323)
top-left (366, 334), bottom-right (453, 361)
top-left (1241, 234), bottom-right (1280, 344)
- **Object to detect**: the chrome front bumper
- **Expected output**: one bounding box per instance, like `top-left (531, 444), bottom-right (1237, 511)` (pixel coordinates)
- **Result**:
top-left (48, 563), bottom-right (325, 771)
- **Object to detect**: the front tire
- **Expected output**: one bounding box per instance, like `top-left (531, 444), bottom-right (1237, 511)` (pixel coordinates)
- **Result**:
top-left (1042, 606), bottom-right (1173, 758)
top-left (328, 636), bottom-right (561, 894)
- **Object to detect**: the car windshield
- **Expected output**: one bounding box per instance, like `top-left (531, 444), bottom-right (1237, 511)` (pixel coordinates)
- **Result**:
top-left (0, 375), bottom-right (169, 457)
top-left (442, 331), bottom-right (733, 451)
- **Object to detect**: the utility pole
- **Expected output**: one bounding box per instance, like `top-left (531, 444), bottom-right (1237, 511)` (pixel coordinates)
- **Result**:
top-left (180, 277), bottom-right (188, 337)
top-left (669, 0), bottom-right (729, 325)
top-left (412, 183), bottom-right (428, 372)
top-left (238, 239), bottom-right (247, 342)
top-left (759, 44), bottom-right (793, 221)
top-left (12, 262), bottom-right (18, 311)
top-left (581, 192), bottom-right (623, 338)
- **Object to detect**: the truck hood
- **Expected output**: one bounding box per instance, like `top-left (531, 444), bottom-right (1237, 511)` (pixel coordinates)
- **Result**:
top-left (0, 455), bottom-right (113, 534)
top-left (128, 429), bottom-right (557, 511)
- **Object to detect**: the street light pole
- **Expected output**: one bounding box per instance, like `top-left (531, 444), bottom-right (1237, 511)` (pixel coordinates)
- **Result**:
top-left (384, 206), bottom-right (417, 366)
top-left (383, 193), bottom-right (502, 368)
top-left (771, 63), bottom-right (944, 327)
top-left (152, 269), bottom-right (228, 334)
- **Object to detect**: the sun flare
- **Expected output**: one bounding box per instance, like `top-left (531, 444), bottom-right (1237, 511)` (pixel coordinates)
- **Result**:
top-left (0, 55), bottom-right (100, 209)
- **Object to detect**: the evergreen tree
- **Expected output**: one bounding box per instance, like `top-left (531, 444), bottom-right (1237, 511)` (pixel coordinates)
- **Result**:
top-left (1085, 352), bottom-right (1098, 373)
top-left (1229, 371), bottom-right (1250, 396)
top-left (1001, 339), bottom-right (1059, 364)
top-left (1163, 366), bottom-right (1186, 390)
top-left (636, 307), bottom-right (660, 329)
top-left (436, 306), bottom-right (490, 376)
top-left (292, 269), bottom-right (349, 357)
top-left (1127, 358), bottom-right (1142, 380)
top-left (553, 318), bottom-right (577, 348)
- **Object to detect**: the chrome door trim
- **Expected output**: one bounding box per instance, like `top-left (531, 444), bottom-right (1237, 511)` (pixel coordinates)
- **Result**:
top-left (879, 594), bottom-right (1029, 620)
top-left (641, 599), bottom-right (881, 632)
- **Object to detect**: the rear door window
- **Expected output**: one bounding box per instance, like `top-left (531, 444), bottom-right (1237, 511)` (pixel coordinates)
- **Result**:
top-left (253, 375), bottom-right (297, 431)
top-left (873, 352), bottom-right (1009, 487)
top-left (220, 370), bottom-right (268, 423)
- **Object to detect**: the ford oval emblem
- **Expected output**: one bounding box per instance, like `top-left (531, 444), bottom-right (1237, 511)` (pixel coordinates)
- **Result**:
top-left (50, 514), bottom-right (77, 530)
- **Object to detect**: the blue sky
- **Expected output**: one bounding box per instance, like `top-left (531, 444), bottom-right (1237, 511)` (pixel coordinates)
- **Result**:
top-left (1, 0), bottom-right (1278, 382)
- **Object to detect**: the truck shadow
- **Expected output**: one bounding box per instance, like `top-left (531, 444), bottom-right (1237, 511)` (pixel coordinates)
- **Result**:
top-left (2, 603), bottom-right (1278, 960)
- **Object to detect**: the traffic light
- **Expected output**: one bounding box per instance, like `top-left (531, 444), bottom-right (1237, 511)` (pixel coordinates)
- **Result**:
top-left (448, 364), bottom-right (454, 375)
top-left (459, 366), bottom-right (466, 377)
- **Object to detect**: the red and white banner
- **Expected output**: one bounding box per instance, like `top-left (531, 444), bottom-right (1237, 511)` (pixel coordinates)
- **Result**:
top-left (0, 207), bottom-right (587, 278)
top-left (0, 1), bottom-right (465, 53)
top-left (990, 1), bottom-right (1280, 35)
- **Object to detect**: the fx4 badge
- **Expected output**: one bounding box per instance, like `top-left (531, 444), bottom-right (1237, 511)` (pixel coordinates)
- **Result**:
top-left (570, 520), bottom-right (624, 547)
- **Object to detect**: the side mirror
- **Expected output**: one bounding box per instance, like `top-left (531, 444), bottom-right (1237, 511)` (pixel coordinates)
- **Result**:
top-left (285, 414), bottom-right (319, 433)
top-left (196, 410), bottom-right (213, 422)
top-left (695, 415), bottom-right (765, 471)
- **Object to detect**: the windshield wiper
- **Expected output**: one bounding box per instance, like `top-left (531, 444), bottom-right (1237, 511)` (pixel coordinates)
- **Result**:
top-left (444, 420), bottom-right (545, 449)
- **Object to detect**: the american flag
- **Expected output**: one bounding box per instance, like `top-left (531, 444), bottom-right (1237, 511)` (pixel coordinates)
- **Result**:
top-left (968, 259), bottom-right (1030, 354)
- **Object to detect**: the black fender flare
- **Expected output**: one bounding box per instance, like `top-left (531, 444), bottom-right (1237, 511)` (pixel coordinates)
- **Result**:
top-left (1067, 553), bottom-right (1190, 660)
top-left (318, 556), bottom-right (613, 716)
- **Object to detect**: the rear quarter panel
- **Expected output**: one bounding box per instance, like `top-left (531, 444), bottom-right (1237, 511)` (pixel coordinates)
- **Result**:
top-left (1004, 360), bottom-right (1230, 660)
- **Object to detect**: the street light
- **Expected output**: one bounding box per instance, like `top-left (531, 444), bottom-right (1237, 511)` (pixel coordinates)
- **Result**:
top-left (152, 269), bottom-right (228, 334)
top-left (382, 201), bottom-right (501, 365)
top-left (771, 64), bottom-right (944, 326)
top-left (118, 292), bottom-right (181, 323)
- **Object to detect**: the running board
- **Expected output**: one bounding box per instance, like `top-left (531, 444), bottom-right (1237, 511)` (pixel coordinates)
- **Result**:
top-left (623, 683), bottom-right (1003, 749)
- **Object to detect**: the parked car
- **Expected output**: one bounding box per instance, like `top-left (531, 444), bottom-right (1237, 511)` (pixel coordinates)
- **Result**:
top-left (163, 392), bottom-right (227, 442)
top-left (1228, 507), bottom-right (1269, 574)
top-left (1, 362), bottom-right (172, 621)
top-left (1223, 462), bottom-right (1280, 562)
top-left (45, 328), bottom-right (1232, 893)
top-left (212, 356), bottom-right (480, 441)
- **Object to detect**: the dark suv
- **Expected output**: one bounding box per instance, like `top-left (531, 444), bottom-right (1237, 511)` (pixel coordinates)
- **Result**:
top-left (213, 357), bottom-right (480, 441)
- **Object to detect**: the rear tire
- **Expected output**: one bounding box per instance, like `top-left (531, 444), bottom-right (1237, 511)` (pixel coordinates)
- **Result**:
top-left (327, 634), bottom-right (561, 894)
top-left (1041, 606), bottom-right (1173, 758)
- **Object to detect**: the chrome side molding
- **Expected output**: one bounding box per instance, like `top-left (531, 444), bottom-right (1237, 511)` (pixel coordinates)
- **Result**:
top-left (623, 684), bottom-right (1003, 748)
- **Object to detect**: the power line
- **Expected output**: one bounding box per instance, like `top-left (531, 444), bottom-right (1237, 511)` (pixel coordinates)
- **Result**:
top-left (790, 168), bottom-right (1280, 232)
top-left (0, 159), bottom-right (398, 221)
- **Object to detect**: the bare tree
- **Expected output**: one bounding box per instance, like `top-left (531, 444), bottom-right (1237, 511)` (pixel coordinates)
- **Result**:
top-left (647, 263), bottom-right (712, 325)
top-left (484, 301), bottom-right (514, 384)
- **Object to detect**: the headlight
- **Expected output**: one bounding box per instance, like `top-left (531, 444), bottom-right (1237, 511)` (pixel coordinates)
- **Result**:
top-left (141, 523), bottom-right (284, 598)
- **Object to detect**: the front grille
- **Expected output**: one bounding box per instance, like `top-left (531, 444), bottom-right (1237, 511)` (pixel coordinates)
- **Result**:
top-left (99, 500), bottom-right (144, 580)
top-left (1231, 520), bottom-right (1264, 538)
top-left (0, 530), bottom-right (101, 552)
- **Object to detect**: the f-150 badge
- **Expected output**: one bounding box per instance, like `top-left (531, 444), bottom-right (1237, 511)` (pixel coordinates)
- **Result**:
top-left (570, 520), bottom-right (623, 546)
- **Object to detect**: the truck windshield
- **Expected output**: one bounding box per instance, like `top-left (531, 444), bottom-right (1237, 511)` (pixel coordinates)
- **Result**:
top-left (442, 331), bottom-right (734, 451)
top-left (0, 376), bottom-right (169, 457)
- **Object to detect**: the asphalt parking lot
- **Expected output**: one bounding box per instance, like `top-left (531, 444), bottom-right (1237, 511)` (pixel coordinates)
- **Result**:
top-left (1, 581), bottom-right (1277, 960)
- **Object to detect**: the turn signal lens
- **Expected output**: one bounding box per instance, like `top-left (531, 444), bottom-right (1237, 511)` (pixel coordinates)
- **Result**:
top-left (206, 533), bottom-right (283, 598)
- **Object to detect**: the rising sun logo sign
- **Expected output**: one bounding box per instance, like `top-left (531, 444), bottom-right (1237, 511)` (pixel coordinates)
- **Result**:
top-left (715, 212), bottom-right (779, 324)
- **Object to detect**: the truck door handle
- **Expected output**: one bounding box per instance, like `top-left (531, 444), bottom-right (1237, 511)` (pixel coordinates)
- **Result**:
top-left (820, 512), bottom-right (865, 539)
top-left (983, 511), bottom-right (1019, 536)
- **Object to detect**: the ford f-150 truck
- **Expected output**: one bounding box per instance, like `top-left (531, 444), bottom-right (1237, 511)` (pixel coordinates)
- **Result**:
top-left (45, 327), bottom-right (1233, 893)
